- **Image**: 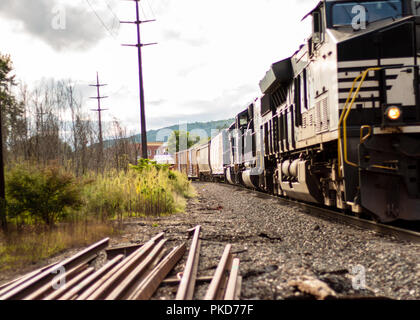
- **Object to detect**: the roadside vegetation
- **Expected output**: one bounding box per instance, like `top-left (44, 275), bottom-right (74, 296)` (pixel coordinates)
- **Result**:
top-left (0, 160), bottom-right (195, 272)
top-left (0, 53), bottom-right (195, 273)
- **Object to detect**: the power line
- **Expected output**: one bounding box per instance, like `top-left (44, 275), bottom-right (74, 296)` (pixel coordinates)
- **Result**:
top-left (104, 0), bottom-right (120, 21)
top-left (139, 1), bottom-right (147, 20)
top-left (85, 0), bottom-right (119, 39)
top-left (103, 0), bottom-right (121, 32)
top-left (145, 0), bottom-right (156, 20)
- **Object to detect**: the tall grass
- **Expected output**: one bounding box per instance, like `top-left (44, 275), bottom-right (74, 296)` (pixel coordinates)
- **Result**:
top-left (0, 162), bottom-right (195, 273)
top-left (0, 222), bottom-right (115, 272)
top-left (82, 165), bottom-right (195, 220)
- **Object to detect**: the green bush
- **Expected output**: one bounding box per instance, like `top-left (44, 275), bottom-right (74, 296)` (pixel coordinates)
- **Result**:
top-left (129, 158), bottom-right (170, 173)
top-left (6, 166), bottom-right (83, 226)
top-left (142, 161), bottom-right (194, 210)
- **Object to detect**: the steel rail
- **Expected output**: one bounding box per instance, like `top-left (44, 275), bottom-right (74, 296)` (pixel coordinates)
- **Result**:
top-left (0, 261), bottom-right (58, 296)
top-left (105, 239), bottom-right (167, 300)
top-left (224, 258), bottom-right (241, 300)
top-left (81, 233), bottom-right (164, 300)
top-left (106, 244), bottom-right (143, 259)
top-left (294, 201), bottom-right (420, 243)
top-left (163, 276), bottom-right (213, 285)
top-left (116, 239), bottom-right (169, 300)
top-left (176, 225), bottom-right (201, 300)
top-left (24, 263), bottom-right (89, 300)
top-left (128, 243), bottom-right (187, 300)
top-left (57, 254), bottom-right (124, 300)
top-left (43, 267), bottom-right (95, 300)
top-left (225, 184), bottom-right (420, 243)
top-left (234, 276), bottom-right (242, 300)
top-left (204, 244), bottom-right (233, 300)
top-left (0, 237), bottom-right (109, 300)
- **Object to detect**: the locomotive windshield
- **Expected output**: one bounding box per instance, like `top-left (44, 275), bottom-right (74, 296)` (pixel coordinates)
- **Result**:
top-left (331, 0), bottom-right (402, 27)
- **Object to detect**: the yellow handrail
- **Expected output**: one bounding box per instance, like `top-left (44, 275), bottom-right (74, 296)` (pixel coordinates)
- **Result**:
top-left (337, 73), bottom-right (363, 177)
top-left (337, 67), bottom-right (381, 177)
top-left (360, 125), bottom-right (372, 144)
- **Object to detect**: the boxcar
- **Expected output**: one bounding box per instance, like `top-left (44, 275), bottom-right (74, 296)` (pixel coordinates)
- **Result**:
top-left (196, 142), bottom-right (211, 180)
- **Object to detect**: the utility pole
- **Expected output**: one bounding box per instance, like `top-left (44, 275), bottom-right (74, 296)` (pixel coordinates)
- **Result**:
top-left (121, 0), bottom-right (157, 159)
top-left (0, 99), bottom-right (6, 232)
top-left (90, 72), bottom-right (108, 169)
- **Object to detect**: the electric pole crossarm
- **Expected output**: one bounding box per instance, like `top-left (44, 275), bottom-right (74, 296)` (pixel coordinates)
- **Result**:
top-left (141, 42), bottom-right (158, 47)
top-left (121, 43), bottom-right (157, 47)
top-left (120, 19), bottom-right (156, 24)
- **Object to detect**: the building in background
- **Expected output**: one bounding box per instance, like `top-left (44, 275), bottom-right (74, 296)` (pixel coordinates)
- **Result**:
top-left (134, 142), bottom-right (164, 160)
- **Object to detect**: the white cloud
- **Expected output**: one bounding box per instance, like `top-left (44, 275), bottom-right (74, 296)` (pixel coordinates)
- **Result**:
top-left (1, 0), bottom-right (319, 132)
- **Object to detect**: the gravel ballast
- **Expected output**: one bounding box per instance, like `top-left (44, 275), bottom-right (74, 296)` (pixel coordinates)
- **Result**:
top-left (1, 181), bottom-right (419, 300)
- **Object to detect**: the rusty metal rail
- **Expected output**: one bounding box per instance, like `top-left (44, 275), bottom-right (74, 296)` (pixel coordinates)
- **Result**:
top-left (0, 261), bottom-right (58, 297)
top-left (105, 244), bottom-right (143, 260)
top-left (79, 233), bottom-right (164, 300)
top-left (105, 239), bottom-right (167, 300)
top-left (0, 237), bottom-right (109, 300)
top-left (0, 227), bottom-right (242, 300)
top-left (54, 254), bottom-right (125, 300)
top-left (206, 248), bottom-right (242, 301)
top-left (224, 258), bottom-right (242, 300)
top-left (44, 266), bottom-right (96, 300)
top-left (24, 263), bottom-right (89, 300)
top-left (128, 243), bottom-right (187, 300)
top-left (176, 225), bottom-right (201, 300)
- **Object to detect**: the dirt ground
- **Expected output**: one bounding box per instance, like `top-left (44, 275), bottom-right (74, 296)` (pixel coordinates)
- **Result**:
top-left (1, 181), bottom-right (419, 300)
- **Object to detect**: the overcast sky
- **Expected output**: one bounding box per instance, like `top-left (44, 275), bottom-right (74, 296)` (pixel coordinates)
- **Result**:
top-left (0, 0), bottom-right (318, 134)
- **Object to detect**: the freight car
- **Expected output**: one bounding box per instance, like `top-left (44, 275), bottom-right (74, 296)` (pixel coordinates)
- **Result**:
top-left (175, 0), bottom-right (420, 223)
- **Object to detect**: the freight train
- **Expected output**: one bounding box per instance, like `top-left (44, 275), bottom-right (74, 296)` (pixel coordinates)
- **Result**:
top-left (174, 0), bottom-right (420, 223)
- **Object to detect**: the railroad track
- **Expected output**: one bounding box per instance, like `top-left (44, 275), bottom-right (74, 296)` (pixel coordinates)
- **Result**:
top-left (221, 183), bottom-right (420, 243)
top-left (0, 226), bottom-right (241, 300)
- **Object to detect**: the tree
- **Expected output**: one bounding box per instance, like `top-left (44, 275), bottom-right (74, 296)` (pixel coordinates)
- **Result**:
top-left (6, 166), bottom-right (83, 226)
top-left (167, 130), bottom-right (200, 154)
top-left (0, 53), bottom-right (19, 232)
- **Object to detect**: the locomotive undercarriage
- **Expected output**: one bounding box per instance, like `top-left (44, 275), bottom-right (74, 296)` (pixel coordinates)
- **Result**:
top-left (251, 131), bottom-right (420, 223)
top-left (262, 142), bottom-right (350, 213)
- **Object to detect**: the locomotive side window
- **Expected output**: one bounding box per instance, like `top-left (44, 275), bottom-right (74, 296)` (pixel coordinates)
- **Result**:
top-left (331, 1), bottom-right (402, 27)
top-left (294, 75), bottom-right (303, 126)
top-left (313, 10), bottom-right (323, 44)
top-left (264, 123), bottom-right (269, 156)
top-left (303, 68), bottom-right (309, 111)
top-left (239, 114), bottom-right (248, 127)
top-left (279, 112), bottom-right (284, 152)
top-left (312, 8), bottom-right (324, 49)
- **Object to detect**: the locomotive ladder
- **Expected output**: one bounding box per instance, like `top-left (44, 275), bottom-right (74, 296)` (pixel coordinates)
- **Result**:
top-left (337, 67), bottom-right (382, 178)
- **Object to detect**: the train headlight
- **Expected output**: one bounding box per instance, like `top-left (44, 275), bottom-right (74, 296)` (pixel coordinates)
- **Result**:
top-left (386, 107), bottom-right (402, 121)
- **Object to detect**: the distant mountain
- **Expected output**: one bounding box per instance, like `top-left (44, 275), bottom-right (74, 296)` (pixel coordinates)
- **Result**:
top-left (130, 119), bottom-right (235, 143)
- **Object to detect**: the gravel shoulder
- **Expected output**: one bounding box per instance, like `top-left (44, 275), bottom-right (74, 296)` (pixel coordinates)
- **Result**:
top-left (1, 181), bottom-right (419, 300)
